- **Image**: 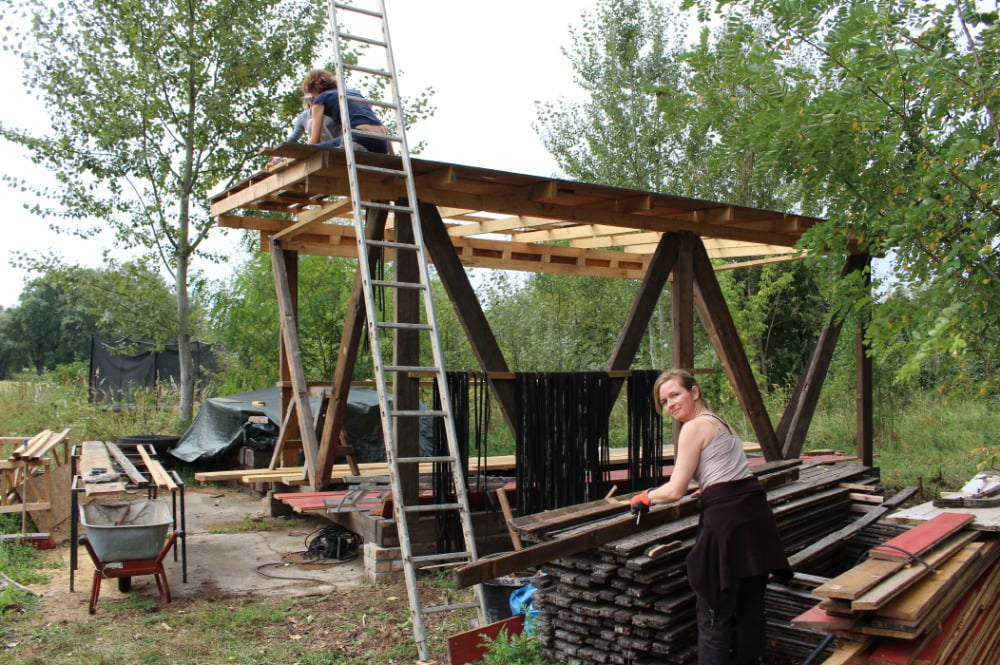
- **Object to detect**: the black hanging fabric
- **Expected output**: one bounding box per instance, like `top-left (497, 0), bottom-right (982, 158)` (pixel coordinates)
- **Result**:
top-left (431, 372), bottom-right (490, 553)
top-left (515, 372), bottom-right (611, 515)
top-left (627, 370), bottom-right (664, 492)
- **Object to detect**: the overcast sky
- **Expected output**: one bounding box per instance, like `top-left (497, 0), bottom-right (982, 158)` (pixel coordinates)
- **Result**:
top-left (0, 0), bottom-right (601, 309)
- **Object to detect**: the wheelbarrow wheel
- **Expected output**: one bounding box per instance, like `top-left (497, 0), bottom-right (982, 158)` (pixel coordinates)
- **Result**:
top-left (118, 576), bottom-right (132, 593)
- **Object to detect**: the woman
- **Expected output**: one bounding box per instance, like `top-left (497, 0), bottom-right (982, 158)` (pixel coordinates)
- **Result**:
top-left (301, 68), bottom-right (390, 154)
top-left (630, 369), bottom-right (791, 665)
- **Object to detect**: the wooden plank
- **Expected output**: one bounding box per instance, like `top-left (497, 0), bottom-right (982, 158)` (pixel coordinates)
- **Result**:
top-left (78, 441), bottom-right (127, 498)
top-left (790, 487), bottom-right (918, 571)
top-left (137, 445), bottom-right (177, 491)
top-left (888, 501), bottom-right (1000, 533)
top-left (11, 430), bottom-right (51, 458)
top-left (850, 530), bottom-right (979, 611)
top-left (813, 558), bottom-right (907, 601)
top-left (512, 458), bottom-right (798, 537)
top-left (859, 541), bottom-right (999, 640)
top-left (869, 512), bottom-right (974, 561)
top-left (873, 541), bottom-right (985, 622)
top-left (817, 638), bottom-right (873, 665)
top-left (454, 495), bottom-right (700, 588)
top-left (790, 603), bottom-right (859, 631)
top-left (105, 443), bottom-right (147, 485)
top-left (23, 427), bottom-right (70, 459)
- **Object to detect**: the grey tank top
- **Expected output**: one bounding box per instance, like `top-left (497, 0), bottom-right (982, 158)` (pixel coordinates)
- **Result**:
top-left (692, 414), bottom-right (753, 490)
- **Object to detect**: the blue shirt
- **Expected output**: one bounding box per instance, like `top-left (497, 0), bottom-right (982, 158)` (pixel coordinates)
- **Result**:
top-left (313, 88), bottom-right (383, 129)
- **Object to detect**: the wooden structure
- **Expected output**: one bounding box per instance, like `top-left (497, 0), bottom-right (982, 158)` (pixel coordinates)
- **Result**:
top-left (0, 428), bottom-right (72, 537)
top-left (208, 145), bottom-right (873, 492)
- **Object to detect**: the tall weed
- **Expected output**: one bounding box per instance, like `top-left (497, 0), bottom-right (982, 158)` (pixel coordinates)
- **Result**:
top-left (0, 366), bottom-right (194, 441)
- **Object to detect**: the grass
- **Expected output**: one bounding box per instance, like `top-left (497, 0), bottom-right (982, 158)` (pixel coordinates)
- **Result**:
top-left (0, 571), bottom-right (484, 665)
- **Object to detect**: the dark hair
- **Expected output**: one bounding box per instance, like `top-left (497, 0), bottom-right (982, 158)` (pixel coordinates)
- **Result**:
top-left (652, 369), bottom-right (708, 414)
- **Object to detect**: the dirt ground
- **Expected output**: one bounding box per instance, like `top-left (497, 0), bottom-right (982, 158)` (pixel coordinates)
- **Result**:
top-left (28, 484), bottom-right (368, 622)
top-left (11, 485), bottom-right (482, 663)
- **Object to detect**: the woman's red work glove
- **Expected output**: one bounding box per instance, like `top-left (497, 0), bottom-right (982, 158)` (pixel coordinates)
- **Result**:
top-left (630, 489), bottom-right (653, 517)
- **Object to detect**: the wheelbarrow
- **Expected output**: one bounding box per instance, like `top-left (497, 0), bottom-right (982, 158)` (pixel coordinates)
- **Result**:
top-left (78, 498), bottom-right (180, 614)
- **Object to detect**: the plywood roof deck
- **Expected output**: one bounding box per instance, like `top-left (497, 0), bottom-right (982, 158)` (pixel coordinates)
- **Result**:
top-left (209, 144), bottom-right (823, 279)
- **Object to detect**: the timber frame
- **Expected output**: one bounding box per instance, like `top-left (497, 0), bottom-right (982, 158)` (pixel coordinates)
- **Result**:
top-left (209, 144), bottom-right (873, 492)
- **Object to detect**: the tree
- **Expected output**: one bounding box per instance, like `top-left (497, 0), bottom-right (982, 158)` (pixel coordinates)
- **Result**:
top-left (681, 0), bottom-right (1000, 389)
top-left (1, 0), bottom-right (328, 418)
top-left (534, 0), bottom-right (832, 388)
top-left (0, 260), bottom-right (183, 376)
top-left (209, 253), bottom-right (370, 394)
top-left (536, 0), bottom-right (694, 192)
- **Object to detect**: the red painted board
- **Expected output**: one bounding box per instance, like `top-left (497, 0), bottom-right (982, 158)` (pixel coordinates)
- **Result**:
top-left (869, 512), bottom-right (974, 561)
top-left (791, 604), bottom-right (859, 631)
top-left (448, 614), bottom-right (525, 665)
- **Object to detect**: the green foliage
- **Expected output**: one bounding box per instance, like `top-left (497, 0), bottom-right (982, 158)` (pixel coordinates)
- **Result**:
top-left (480, 629), bottom-right (561, 665)
top-left (476, 272), bottom-right (639, 371)
top-left (208, 253), bottom-right (374, 393)
top-left (680, 0), bottom-right (1000, 389)
top-left (0, 0), bottom-right (329, 417)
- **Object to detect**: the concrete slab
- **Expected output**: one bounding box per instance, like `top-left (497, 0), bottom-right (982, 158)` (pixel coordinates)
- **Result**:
top-left (36, 485), bottom-right (365, 617)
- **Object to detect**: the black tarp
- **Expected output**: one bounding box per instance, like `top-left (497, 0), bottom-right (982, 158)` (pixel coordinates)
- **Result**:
top-left (89, 337), bottom-right (218, 403)
top-left (169, 386), bottom-right (433, 464)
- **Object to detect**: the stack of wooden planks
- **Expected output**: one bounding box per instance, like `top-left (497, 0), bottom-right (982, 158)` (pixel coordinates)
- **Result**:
top-left (793, 511), bottom-right (1000, 665)
top-left (513, 460), bottom-right (887, 665)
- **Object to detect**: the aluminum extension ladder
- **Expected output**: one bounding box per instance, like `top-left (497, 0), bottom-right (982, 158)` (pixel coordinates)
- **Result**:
top-left (326, 1), bottom-right (485, 660)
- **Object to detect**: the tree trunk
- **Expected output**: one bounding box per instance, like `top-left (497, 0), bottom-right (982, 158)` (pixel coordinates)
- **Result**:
top-left (176, 253), bottom-right (194, 421)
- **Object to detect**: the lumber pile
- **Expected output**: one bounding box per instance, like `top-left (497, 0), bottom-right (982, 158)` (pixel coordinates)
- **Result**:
top-left (793, 511), bottom-right (1000, 665)
top-left (516, 460), bottom-right (887, 665)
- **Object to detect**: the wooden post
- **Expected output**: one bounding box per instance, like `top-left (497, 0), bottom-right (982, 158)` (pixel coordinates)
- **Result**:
top-left (393, 205), bottom-right (421, 505)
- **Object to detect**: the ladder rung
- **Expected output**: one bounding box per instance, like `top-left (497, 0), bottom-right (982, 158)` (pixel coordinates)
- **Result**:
top-left (339, 31), bottom-right (386, 48)
top-left (367, 239), bottom-right (420, 251)
top-left (371, 279), bottom-right (425, 290)
top-left (333, 1), bottom-right (380, 18)
top-left (397, 455), bottom-right (455, 464)
top-left (423, 600), bottom-right (480, 614)
top-left (403, 503), bottom-right (462, 513)
top-left (411, 551), bottom-right (470, 565)
top-left (376, 321), bottom-right (432, 331)
top-left (347, 96), bottom-right (395, 111)
top-left (344, 62), bottom-right (392, 79)
top-left (357, 164), bottom-right (407, 177)
top-left (360, 200), bottom-right (413, 214)
top-left (384, 365), bottom-right (439, 374)
top-left (392, 409), bottom-right (446, 418)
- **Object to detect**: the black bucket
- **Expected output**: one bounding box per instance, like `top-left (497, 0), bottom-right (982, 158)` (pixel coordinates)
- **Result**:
top-left (481, 570), bottom-right (535, 623)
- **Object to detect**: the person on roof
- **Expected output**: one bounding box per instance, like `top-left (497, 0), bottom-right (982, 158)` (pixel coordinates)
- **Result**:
top-left (269, 92), bottom-right (338, 166)
top-left (630, 369), bottom-right (792, 665)
top-left (301, 68), bottom-right (390, 154)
